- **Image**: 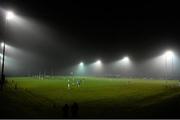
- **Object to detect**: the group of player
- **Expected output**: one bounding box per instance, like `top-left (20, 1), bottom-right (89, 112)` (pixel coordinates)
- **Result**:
top-left (67, 79), bottom-right (81, 89)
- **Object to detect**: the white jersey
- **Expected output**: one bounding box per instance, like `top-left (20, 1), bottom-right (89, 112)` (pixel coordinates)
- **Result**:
top-left (68, 83), bottom-right (70, 89)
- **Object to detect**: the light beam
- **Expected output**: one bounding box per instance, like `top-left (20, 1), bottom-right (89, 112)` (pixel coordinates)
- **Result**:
top-left (6, 11), bottom-right (15, 20)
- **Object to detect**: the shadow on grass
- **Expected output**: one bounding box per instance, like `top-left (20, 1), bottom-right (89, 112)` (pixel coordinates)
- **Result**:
top-left (0, 81), bottom-right (63, 118)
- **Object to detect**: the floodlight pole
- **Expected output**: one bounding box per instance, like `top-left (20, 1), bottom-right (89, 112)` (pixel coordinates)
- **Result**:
top-left (171, 55), bottom-right (174, 79)
top-left (165, 55), bottom-right (167, 80)
top-left (0, 18), bottom-right (7, 90)
top-left (164, 54), bottom-right (168, 87)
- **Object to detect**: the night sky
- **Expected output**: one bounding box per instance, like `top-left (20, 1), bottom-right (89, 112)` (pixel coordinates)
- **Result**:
top-left (0, 0), bottom-right (180, 75)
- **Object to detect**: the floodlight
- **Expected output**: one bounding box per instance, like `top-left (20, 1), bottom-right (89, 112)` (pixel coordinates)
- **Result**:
top-left (6, 11), bottom-right (15, 20)
top-left (164, 50), bottom-right (174, 58)
top-left (96, 60), bottom-right (101, 65)
top-left (1, 42), bottom-right (5, 47)
top-left (122, 56), bottom-right (129, 62)
top-left (79, 62), bottom-right (84, 66)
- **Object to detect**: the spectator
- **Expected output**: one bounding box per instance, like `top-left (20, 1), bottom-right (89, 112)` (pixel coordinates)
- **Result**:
top-left (62, 104), bottom-right (69, 118)
top-left (71, 102), bottom-right (79, 117)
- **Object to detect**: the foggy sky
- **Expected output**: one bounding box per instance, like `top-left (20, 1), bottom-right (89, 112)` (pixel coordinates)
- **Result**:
top-left (0, 0), bottom-right (180, 77)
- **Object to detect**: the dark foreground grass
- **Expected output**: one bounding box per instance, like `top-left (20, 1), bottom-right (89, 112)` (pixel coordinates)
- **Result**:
top-left (0, 76), bottom-right (180, 118)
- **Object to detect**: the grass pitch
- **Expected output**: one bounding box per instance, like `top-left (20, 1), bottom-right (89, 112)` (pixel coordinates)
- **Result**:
top-left (1, 76), bottom-right (180, 118)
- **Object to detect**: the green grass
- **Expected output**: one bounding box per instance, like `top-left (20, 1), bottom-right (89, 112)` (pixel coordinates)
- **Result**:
top-left (1, 76), bottom-right (180, 118)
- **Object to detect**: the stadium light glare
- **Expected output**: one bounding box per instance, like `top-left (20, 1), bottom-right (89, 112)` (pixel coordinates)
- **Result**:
top-left (77, 61), bottom-right (85, 75)
top-left (163, 50), bottom-right (175, 80)
top-left (6, 11), bottom-right (15, 20)
top-left (122, 56), bottom-right (129, 62)
top-left (95, 60), bottom-right (102, 65)
top-left (1, 10), bottom-right (16, 90)
top-left (116, 56), bottom-right (130, 64)
top-left (79, 62), bottom-right (84, 66)
top-left (164, 50), bottom-right (174, 58)
top-left (1, 42), bottom-right (5, 48)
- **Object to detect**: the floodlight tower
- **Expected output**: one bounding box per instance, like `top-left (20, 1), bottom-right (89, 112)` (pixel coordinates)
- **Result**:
top-left (121, 56), bottom-right (130, 77)
top-left (0, 42), bottom-right (5, 69)
top-left (164, 50), bottom-right (174, 80)
top-left (0, 11), bottom-right (15, 90)
top-left (77, 61), bottom-right (85, 75)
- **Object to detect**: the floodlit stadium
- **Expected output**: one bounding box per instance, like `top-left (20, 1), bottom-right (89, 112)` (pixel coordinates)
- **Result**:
top-left (1, 2), bottom-right (180, 119)
top-left (1, 50), bottom-right (180, 118)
